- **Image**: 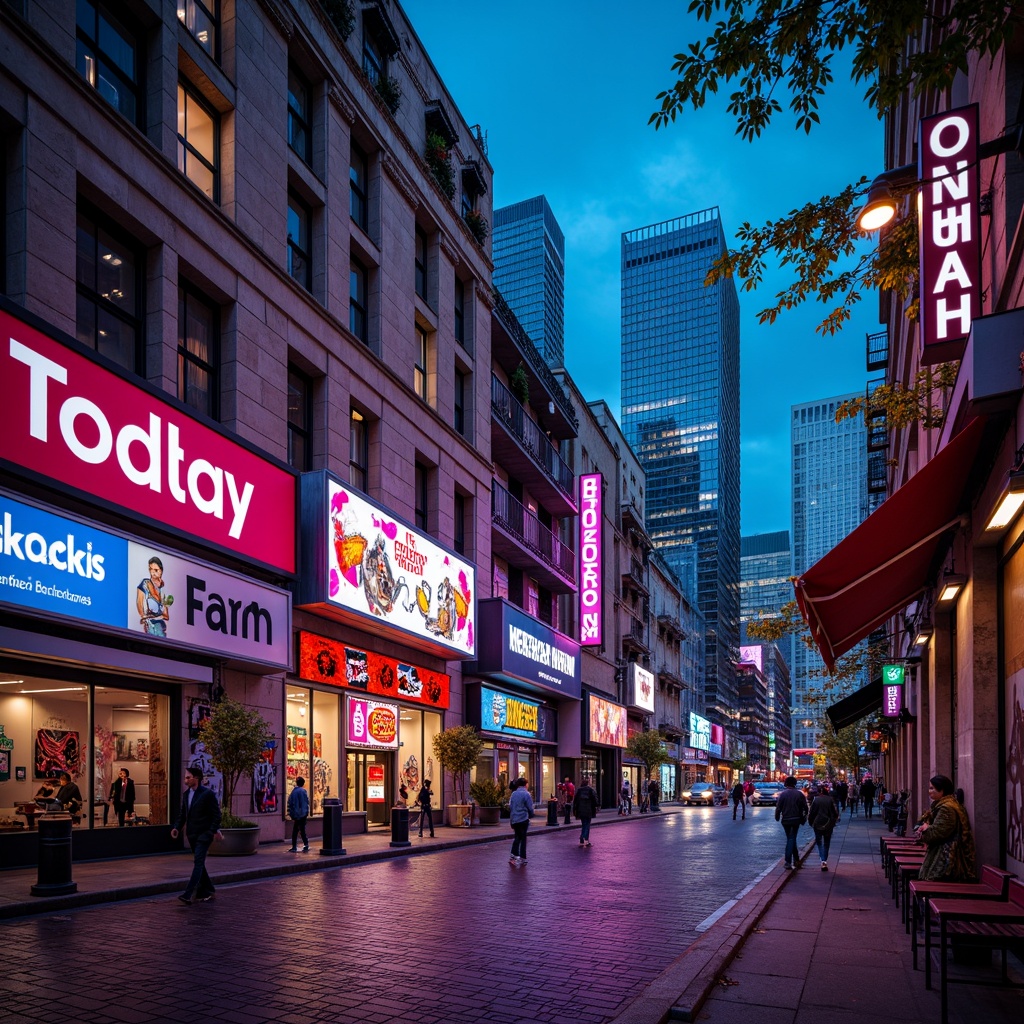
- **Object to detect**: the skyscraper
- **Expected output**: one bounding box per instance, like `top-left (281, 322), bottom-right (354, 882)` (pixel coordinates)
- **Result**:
top-left (791, 394), bottom-right (868, 749)
top-left (492, 196), bottom-right (565, 368)
top-left (621, 208), bottom-right (741, 741)
top-left (740, 530), bottom-right (794, 670)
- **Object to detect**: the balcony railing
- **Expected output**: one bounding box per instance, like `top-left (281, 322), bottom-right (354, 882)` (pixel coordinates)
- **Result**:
top-left (627, 555), bottom-right (648, 592)
top-left (492, 375), bottom-right (575, 500)
top-left (492, 481), bottom-right (576, 581)
top-left (867, 329), bottom-right (889, 372)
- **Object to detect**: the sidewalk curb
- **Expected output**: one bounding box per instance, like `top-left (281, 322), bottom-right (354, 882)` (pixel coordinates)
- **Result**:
top-left (608, 840), bottom-right (816, 1024)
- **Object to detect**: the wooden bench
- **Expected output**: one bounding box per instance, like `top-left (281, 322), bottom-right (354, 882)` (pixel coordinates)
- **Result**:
top-left (908, 865), bottom-right (1015, 966)
top-left (928, 878), bottom-right (1024, 1024)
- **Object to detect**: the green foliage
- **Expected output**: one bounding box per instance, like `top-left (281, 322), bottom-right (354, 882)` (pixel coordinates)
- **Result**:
top-left (510, 363), bottom-right (530, 406)
top-left (835, 362), bottom-right (959, 430)
top-left (626, 729), bottom-right (670, 780)
top-left (650, 1), bottom-right (1022, 338)
top-left (198, 698), bottom-right (271, 812)
top-left (464, 208), bottom-right (489, 244)
top-left (425, 131), bottom-right (456, 199)
top-left (432, 725), bottom-right (483, 803)
top-left (375, 74), bottom-right (401, 115)
top-left (820, 723), bottom-right (868, 776)
top-left (320, 0), bottom-right (354, 40)
top-left (469, 777), bottom-right (507, 807)
top-left (220, 811), bottom-right (259, 829)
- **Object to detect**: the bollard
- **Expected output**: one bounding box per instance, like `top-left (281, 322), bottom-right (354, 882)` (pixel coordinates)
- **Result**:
top-left (390, 806), bottom-right (411, 848)
top-left (546, 798), bottom-right (558, 826)
top-left (31, 812), bottom-right (77, 896)
top-left (563, 801), bottom-right (572, 825)
top-left (320, 798), bottom-right (346, 856)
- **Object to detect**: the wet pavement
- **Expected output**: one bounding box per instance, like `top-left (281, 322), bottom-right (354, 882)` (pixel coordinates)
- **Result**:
top-left (2, 806), bottom-right (1022, 1023)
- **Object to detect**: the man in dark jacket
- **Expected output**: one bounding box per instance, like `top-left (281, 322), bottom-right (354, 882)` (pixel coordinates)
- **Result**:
top-left (731, 781), bottom-right (746, 820)
top-left (775, 776), bottom-right (808, 870)
top-left (572, 777), bottom-right (599, 847)
top-left (171, 765), bottom-right (223, 905)
top-left (860, 777), bottom-right (877, 818)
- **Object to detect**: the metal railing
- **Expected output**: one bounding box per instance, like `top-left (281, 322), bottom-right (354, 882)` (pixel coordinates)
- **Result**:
top-left (491, 375), bottom-right (575, 499)
top-left (491, 481), bottom-right (576, 582)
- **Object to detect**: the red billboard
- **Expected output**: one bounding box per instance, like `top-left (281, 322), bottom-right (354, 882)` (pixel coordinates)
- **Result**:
top-left (0, 308), bottom-right (296, 573)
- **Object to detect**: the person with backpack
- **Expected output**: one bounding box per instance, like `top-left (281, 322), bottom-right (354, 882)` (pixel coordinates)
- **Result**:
top-left (775, 776), bottom-right (808, 870)
top-left (808, 784), bottom-right (839, 871)
top-left (619, 776), bottom-right (632, 815)
top-left (572, 776), bottom-right (599, 847)
top-left (416, 779), bottom-right (435, 838)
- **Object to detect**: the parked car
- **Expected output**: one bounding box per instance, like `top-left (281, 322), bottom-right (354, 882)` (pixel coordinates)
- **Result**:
top-left (682, 782), bottom-right (727, 806)
top-left (751, 783), bottom-right (784, 806)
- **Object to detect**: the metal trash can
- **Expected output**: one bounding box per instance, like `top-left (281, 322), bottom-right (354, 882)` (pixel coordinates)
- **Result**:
top-left (390, 806), bottom-right (411, 848)
top-left (31, 812), bottom-right (77, 896)
top-left (546, 798), bottom-right (559, 826)
top-left (320, 798), bottom-right (346, 856)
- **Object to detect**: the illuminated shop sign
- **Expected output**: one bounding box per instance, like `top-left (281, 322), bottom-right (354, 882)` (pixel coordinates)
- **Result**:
top-left (689, 712), bottom-right (710, 752)
top-left (710, 723), bottom-right (724, 758)
top-left (346, 696), bottom-right (399, 749)
top-left (471, 598), bottom-right (581, 699)
top-left (480, 686), bottom-right (541, 739)
top-left (297, 472), bottom-right (475, 658)
top-left (919, 104), bottom-right (980, 363)
top-left (630, 663), bottom-right (654, 712)
top-left (739, 645), bottom-right (763, 672)
top-left (297, 630), bottom-right (450, 709)
top-left (578, 472), bottom-right (602, 646)
top-left (0, 308), bottom-right (296, 573)
top-left (682, 746), bottom-right (709, 765)
top-left (0, 491), bottom-right (290, 668)
top-left (882, 664), bottom-right (905, 686)
top-left (587, 694), bottom-right (627, 748)
top-left (883, 684), bottom-right (903, 718)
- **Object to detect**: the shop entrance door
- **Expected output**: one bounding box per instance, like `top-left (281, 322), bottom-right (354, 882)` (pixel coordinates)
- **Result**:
top-left (346, 751), bottom-right (391, 826)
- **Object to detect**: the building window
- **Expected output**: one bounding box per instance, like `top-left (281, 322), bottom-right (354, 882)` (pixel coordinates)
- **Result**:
top-left (454, 492), bottom-right (467, 555)
top-left (350, 141), bottom-right (368, 231)
top-left (454, 277), bottom-right (466, 348)
top-left (288, 366), bottom-right (313, 471)
top-left (288, 192), bottom-right (312, 291)
top-left (177, 283), bottom-right (219, 419)
top-left (178, 0), bottom-right (218, 59)
top-left (76, 0), bottom-right (140, 124)
top-left (350, 408), bottom-right (368, 491)
top-left (414, 227), bottom-right (427, 299)
top-left (350, 258), bottom-right (368, 343)
top-left (76, 205), bottom-right (143, 374)
top-left (287, 65), bottom-right (312, 164)
top-left (177, 81), bottom-right (218, 201)
top-left (454, 368), bottom-right (466, 436)
top-left (414, 324), bottom-right (428, 401)
top-left (362, 30), bottom-right (385, 86)
top-left (415, 462), bottom-right (429, 530)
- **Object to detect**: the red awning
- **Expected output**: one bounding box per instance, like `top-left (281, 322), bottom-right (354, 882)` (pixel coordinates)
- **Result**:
top-left (794, 417), bottom-right (986, 672)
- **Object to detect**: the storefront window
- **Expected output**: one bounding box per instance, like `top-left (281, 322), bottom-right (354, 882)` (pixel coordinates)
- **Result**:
top-left (1, 673), bottom-right (170, 831)
top-left (397, 707), bottom-right (441, 800)
top-left (285, 686), bottom-right (311, 811)
top-left (312, 689), bottom-right (339, 815)
top-left (542, 756), bottom-right (555, 800)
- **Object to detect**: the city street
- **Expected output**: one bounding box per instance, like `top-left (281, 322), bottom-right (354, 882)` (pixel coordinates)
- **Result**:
top-left (4, 806), bottom-right (788, 1024)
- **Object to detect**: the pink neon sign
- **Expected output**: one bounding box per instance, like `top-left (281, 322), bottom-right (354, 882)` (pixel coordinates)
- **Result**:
top-left (578, 473), bottom-right (602, 646)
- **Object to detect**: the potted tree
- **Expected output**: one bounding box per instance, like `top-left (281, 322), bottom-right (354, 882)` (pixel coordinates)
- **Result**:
top-left (469, 777), bottom-right (507, 825)
top-left (199, 697), bottom-right (271, 855)
top-left (432, 724), bottom-right (483, 827)
top-left (626, 728), bottom-right (671, 808)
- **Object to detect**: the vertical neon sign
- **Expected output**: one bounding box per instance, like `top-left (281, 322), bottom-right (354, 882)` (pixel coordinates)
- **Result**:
top-left (579, 473), bottom-right (602, 646)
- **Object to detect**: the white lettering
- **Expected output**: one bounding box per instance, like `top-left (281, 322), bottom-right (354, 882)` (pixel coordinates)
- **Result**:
top-left (932, 203), bottom-right (972, 247)
top-left (935, 293), bottom-right (973, 340)
top-left (116, 413), bottom-right (162, 491)
top-left (931, 160), bottom-right (969, 203)
top-left (226, 473), bottom-right (255, 540)
top-left (187, 458), bottom-right (223, 519)
top-left (167, 423), bottom-right (186, 502)
top-left (929, 115), bottom-right (970, 159)
top-left (60, 396), bottom-right (112, 464)
top-left (933, 251), bottom-right (973, 293)
top-left (10, 339), bottom-right (67, 440)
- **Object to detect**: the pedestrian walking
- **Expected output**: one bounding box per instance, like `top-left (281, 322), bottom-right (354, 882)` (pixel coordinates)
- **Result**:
top-left (170, 765), bottom-right (223, 905)
top-left (775, 776), bottom-right (808, 870)
top-left (731, 781), bottom-right (746, 820)
top-left (619, 776), bottom-right (632, 815)
top-left (835, 779), bottom-right (848, 812)
top-left (508, 777), bottom-right (534, 866)
top-left (287, 776), bottom-right (310, 852)
top-left (647, 776), bottom-right (660, 812)
top-left (808, 784), bottom-right (839, 871)
top-left (743, 779), bottom-right (755, 805)
top-left (109, 767), bottom-right (136, 827)
top-left (573, 776), bottom-right (599, 847)
top-left (860, 777), bottom-right (877, 817)
top-left (416, 779), bottom-right (435, 838)
top-left (848, 781), bottom-right (859, 817)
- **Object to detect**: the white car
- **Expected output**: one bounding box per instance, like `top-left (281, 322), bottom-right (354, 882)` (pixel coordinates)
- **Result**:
top-left (751, 783), bottom-right (784, 806)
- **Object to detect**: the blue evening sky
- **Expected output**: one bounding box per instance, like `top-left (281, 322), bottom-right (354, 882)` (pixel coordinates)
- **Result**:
top-left (402, 1), bottom-right (883, 536)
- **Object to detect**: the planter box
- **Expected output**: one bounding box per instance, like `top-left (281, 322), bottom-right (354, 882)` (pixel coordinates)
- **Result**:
top-left (209, 826), bottom-right (260, 856)
top-left (447, 803), bottom-right (472, 827)
top-left (476, 806), bottom-right (501, 825)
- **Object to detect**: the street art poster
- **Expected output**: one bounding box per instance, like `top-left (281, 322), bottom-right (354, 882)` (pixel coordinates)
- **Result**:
top-left (35, 728), bottom-right (81, 779)
top-left (252, 739), bottom-right (278, 814)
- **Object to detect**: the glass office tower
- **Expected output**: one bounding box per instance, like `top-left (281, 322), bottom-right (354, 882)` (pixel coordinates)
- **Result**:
top-left (492, 196), bottom-right (565, 369)
top-left (621, 209), bottom-right (741, 732)
top-left (740, 530), bottom-right (794, 671)
top-left (791, 394), bottom-right (868, 749)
